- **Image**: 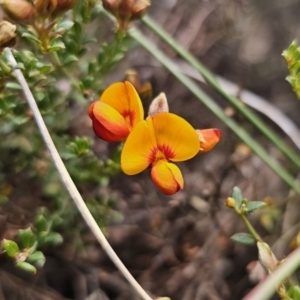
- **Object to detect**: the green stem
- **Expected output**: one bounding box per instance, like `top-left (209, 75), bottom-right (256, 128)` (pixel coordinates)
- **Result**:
top-left (128, 26), bottom-right (300, 196)
top-left (236, 209), bottom-right (263, 242)
top-left (142, 15), bottom-right (300, 170)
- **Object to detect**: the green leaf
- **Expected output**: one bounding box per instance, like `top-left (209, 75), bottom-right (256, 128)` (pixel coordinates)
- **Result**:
top-left (287, 286), bottom-right (300, 300)
top-left (35, 62), bottom-right (52, 74)
top-left (290, 61), bottom-right (300, 70)
top-left (247, 201), bottom-right (266, 213)
top-left (13, 63), bottom-right (25, 71)
top-left (90, 3), bottom-right (103, 19)
top-left (100, 176), bottom-right (109, 186)
top-left (10, 116), bottom-right (29, 126)
top-left (283, 41), bottom-right (300, 99)
top-left (33, 91), bottom-right (46, 101)
top-left (47, 41), bottom-right (65, 52)
top-left (82, 76), bottom-right (93, 88)
top-left (111, 53), bottom-right (125, 64)
top-left (73, 21), bottom-right (83, 37)
top-left (27, 251), bottom-right (45, 268)
top-left (37, 231), bottom-right (47, 245)
top-left (64, 54), bottom-right (78, 65)
top-left (3, 239), bottom-right (20, 257)
top-left (16, 261), bottom-right (37, 274)
top-left (18, 228), bottom-right (36, 249)
top-left (34, 215), bottom-right (48, 232)
top-left (5, 82), bottom-right (22, 90)
top-left (56, 20), bottom-right (74, 32)
top-left (82, 36), bottom-right (97, 44)
top-left (231, 233), bottom-right (255, 245)
top-left (21, 33), bottom-right (41, 44)
top-left (78, 47), bottom-right (87, 57)
top-left (44, 232), bottom-right (63, 246)
top-left (232, 186), bottom-right (243, 208)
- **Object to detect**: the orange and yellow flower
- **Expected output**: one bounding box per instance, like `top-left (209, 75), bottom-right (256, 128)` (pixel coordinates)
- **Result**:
top-left (89, 81), bottom-right (222, 195)
top-left (121, 113), bottom-right (200, 195)
top-left (88, 81), bottom-right (143, 142)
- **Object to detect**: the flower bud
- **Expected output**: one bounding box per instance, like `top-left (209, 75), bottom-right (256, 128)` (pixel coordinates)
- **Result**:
top-left (130, 0), bottom-right (150, 20)
top-left (102, 0), bottom-right (119, 14)
top-left (35, 0), bottom-right (57, 17)
top-left (124, 69), bottom-right (152, 100)
top-left (0, 0), bottom-right (35, 24)
top-left (118, 0), bottom-right (150, 20)
top-left (0, 21), bottom-right (17, 50)
top-left (225, 197), bottom-right (236, 208)
top-left (257, 241), bottom-right (278, 273)
top-left (196, 128), bottom-right (222, 153)
top-left (51, 0), bottom-right (77, 17)
top-left (124, 69), bottom-right (142, 92)
top-left (148, 93), bottom-right (169, 116)
top-left (103, 0), bottom-right (150, 31)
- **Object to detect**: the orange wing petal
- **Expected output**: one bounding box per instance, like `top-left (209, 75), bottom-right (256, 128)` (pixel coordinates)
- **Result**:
top-left (92, 101), bottom-right (130, 142)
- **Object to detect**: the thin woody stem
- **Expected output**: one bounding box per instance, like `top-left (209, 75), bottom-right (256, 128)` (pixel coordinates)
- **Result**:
top-left (235, 208), bottom-right (263, 243)
top-left (4, 48), bottom-right (153, 300)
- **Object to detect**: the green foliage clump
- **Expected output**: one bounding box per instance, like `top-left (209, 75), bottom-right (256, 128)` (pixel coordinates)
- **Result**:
top-left (0, 0), bottom-right (128, 272)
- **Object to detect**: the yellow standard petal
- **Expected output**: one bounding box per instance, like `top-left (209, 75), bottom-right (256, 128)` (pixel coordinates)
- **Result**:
top-left (151, 160), bottom-right (183, 195)
top-left (121, 119), bottom-right (157, 175)
top-left (150, 113), bottom-right (199, 162)
top-left (100, 81), bottom-right (144, 128)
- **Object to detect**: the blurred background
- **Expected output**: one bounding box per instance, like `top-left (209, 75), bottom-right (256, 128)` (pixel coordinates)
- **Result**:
top-left (1, 0), bottom-right (300, 299)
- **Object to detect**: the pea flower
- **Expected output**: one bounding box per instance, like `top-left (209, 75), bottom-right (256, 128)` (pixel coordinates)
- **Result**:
top-left (88, 81), bottom-right (144, 142)
top-left (121, 112), bottom-right (200, 195)
top-left (89, 82), bottom-right (222, 195)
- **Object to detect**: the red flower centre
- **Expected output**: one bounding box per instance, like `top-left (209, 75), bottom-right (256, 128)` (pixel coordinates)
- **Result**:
top-left (148, 144), bottom-right (175, 164)
top-left (122, 109), bottom-right (136, 128)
